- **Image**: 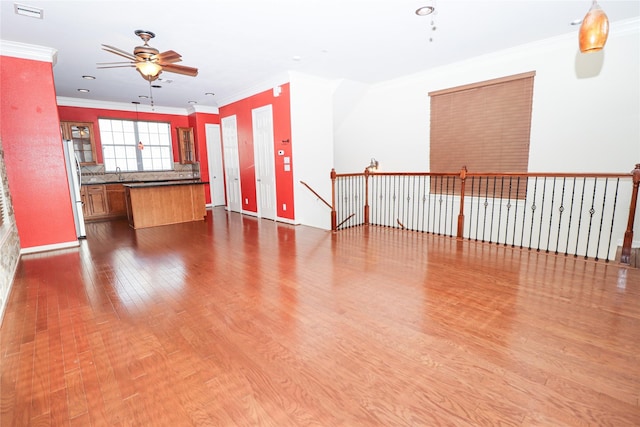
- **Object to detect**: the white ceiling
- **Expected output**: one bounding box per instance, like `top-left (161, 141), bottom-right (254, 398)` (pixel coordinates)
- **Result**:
top-left (1, 0), bottom-right (639, 110)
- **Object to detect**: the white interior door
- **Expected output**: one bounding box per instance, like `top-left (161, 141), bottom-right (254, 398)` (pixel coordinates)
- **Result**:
top-left (221, 115), bottom-right (242, 213)
top-left (205, 124), bottom-right (225, 207)
top-left (252, 105), bottom-right (276, 220)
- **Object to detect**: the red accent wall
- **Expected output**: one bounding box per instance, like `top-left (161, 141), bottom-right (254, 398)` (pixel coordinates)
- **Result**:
top-left (0, 56), bottom-right (76, 249)
top-left (219, 84), bottom-right (294, 220)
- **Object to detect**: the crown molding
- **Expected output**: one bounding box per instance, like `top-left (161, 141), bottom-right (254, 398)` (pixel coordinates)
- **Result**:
top-left (187, 105), bottom-right (220, 115)
top-left (0, 39), bottom-right (57, 65)
top-left (56, 96), bottom-right (191, 115)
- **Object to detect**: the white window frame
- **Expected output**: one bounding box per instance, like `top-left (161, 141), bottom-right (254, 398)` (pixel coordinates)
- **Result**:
top-left (98, 118), bottom-right (174, 172)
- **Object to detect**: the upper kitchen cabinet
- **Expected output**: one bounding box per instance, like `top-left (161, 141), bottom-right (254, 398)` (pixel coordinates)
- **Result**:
top-left (177, 127), bottom-right (195, 164)
top-left (61, 121), bottom-right (97, 165)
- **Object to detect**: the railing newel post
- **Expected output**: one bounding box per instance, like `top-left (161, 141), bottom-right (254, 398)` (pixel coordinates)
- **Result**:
top-left (331, 168), bottom-right (337, 232)
top-left (457, 166), bottom-right (467, 240)
top-left (364, 167), bottom-right (370, 226)
top-left (620, 163), bottom-right (640, 265)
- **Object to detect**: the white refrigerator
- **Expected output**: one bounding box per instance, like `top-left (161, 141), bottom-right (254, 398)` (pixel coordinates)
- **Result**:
top-left (62, 139), bottom-right (86, 238)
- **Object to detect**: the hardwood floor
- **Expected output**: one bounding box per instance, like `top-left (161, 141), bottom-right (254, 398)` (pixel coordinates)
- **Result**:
top-left (1, 207), bottom-right (639, 426)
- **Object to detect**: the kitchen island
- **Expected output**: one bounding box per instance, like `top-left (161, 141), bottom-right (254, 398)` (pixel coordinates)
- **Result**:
top-left (124, 180), bottom-right (206, 229)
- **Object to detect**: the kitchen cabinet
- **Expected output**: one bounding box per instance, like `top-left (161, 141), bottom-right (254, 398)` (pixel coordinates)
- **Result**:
top-left (61, 121), bottom-right (97, 165)
top-left (105, 184), bottom-right (127, 217)
top-left (124, 181), bottom-right (206, 229)
top-left (83, 185), bottom-right (108, 219)
top-left (81, 184), bottom-right (127, 221)
top-left (177, 127), bottom-right (195, 164)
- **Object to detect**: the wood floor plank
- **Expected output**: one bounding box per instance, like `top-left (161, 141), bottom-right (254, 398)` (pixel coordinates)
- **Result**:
top-left (64, 368), bottom-right (87, 420)
top-left (30, 331), bottom-right (50, 419)
top-left (1, 208), bottom-right (639, 426)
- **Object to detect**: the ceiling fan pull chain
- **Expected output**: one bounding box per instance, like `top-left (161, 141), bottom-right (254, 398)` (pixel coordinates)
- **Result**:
top-left (148, 79), bottom-right (155, 111)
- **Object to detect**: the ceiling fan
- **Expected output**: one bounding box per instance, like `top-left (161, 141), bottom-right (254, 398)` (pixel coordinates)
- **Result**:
top-left (98, 30), bottom-right (198, 81)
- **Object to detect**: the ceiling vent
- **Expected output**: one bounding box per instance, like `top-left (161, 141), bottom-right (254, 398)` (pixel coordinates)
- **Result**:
top-left (14, 4), bottom-right (44, 19)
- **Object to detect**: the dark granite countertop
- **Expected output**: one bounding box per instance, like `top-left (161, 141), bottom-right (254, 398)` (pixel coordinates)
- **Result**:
top-left (123, 180), bottom-right (207, 188)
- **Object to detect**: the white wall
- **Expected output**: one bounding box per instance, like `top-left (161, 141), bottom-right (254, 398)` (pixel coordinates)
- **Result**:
top-left (290, 72), bottom-right (336, 230)
top-left (334, 18), bottom-right (640, 175)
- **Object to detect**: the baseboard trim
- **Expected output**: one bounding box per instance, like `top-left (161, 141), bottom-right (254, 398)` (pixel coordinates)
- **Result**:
top-left (20, 240), bottom-right (80, 255)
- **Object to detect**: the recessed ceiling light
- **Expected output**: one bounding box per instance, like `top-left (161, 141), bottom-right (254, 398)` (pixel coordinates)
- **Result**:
top-left (205, 92), bottom-right (215, 96)
top-left (151, 85), bottom-right (162, 89)
top-left (77, 88), bottom-right (90, 93)
top-left (570, 18), bottom-right (583, 26)
top-left (415, 6), bottom-right (435, 16)
top-left (188, 101), bottom-right (197, 104)
top-left (14, 4), bottom-right (43, 19)
top-left (138, 95), bottom-right (149, 99)
top-left (131, 101), bottom-right (141, 105)
top-left (82, 75), bottom-right (95, 80)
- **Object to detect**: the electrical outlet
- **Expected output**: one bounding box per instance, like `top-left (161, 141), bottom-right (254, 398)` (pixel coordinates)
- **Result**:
top-left (282, 204), bottom-right (287, 211)
top-left (245, 198), bottom-right (249, 204)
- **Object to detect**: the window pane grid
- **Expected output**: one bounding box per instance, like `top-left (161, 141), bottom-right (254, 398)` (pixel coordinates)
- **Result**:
top-left (99, 119), bottom-right (174, 172)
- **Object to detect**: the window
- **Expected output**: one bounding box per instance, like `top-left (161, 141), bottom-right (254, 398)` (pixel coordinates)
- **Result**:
top-left (429, 71), bottom-right (535, 174)
top-left (98, 119), bottom-right (173, 172)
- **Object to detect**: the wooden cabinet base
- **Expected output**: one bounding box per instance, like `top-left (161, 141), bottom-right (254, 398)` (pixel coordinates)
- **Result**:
top-left (82, 184), bottom-right (127, 221)
top-left (125, 182), bottom-right (206, 229)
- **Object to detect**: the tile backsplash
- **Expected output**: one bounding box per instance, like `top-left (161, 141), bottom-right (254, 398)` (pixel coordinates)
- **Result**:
top-left (81, 163), bottom-right (201, 184)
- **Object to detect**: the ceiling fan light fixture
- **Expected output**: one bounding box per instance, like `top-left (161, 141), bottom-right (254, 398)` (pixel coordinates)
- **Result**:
top-left (415, 5), bottom-right (435, 16)
top-left (136, 61), bottom-right (162, 78)
top-left (579, 0), bottom-right (609, 53)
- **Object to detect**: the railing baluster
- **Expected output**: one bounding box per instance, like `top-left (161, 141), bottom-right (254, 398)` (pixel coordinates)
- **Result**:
top-left (565, 178), bottom-right (577, 256)
top-left (489, 178), bottom-right (497, 243)
top-left (528, 177), bottom-right (538, 250)
top-left (470, 177), bottom-right (476, 240)
top-left (503, 177), bottom-right (512, 246)
top-left (574, 177), bottom-right (587, 258)
top-left (482, 178), bottom-right (490, 242)
top-left (537, 177), bottom-right (548, 252)
top-left (476, 177), bottom-right (483, 241)
top-left (584, 178), bottom-right (599, 259)
top-left (546, 177), bottom-right (557, 254)
top-left (594, 178), bottom-right (609, 261)
top-left (450, 177), bottom-right (456, 237)
top-left (605, 178), bottom-right (621, 262)
top-left (416, 176), bottom-right (426, 231)
top-left (555, 178), bottom-right (567, 255)
top-left (427, 176), bottom-right (433, 233)
top-left (511, 177), bottom-right (520, 247)
top-left (495, 177), bottom-right (504, 245)
top-left (443, 177), bottom-right (449, 236)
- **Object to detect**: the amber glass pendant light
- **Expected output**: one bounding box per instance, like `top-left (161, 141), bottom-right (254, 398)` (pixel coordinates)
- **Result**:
top-left (579, 0), bottom-right (609, 53)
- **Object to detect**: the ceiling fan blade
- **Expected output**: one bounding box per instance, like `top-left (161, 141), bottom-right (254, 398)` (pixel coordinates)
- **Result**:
top-left (97, 65), bottom-right (136, 69)
top-left (101, 44), bottom-right (136, 61)
top-left (96, 61), bottom-right (135, 65)
top-left (155, 50), bottom-right (182, 64)
top-left (161, 63), bottom-right (198, 77)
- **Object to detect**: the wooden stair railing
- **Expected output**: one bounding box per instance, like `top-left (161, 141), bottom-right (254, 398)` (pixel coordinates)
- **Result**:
top-left (330, 164), bottom-right (640, 265)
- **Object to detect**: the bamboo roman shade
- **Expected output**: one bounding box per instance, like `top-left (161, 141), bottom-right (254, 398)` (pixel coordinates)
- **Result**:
top-left (429, 71), bottom-right (535, 174)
